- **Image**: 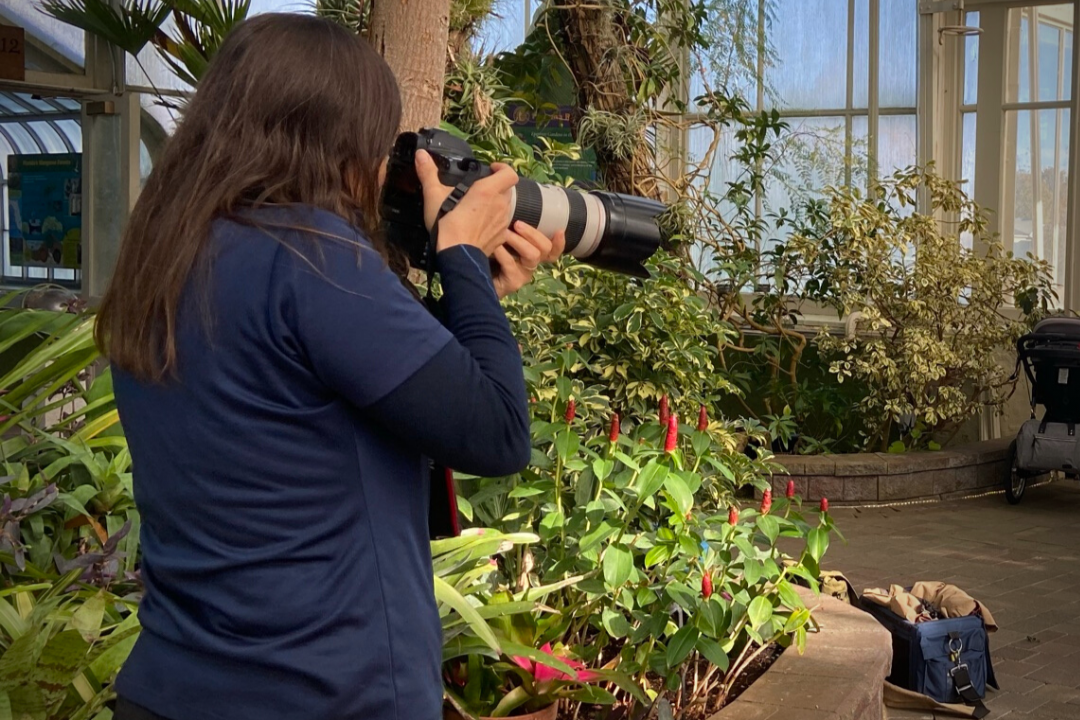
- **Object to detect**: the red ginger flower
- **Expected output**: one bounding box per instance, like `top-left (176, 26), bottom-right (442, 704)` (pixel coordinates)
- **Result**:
top-left (701, 572), bottom-right (713, 599)
top-left (609, 413), bottom-right (620, 443)
top-left (728, 506), bottom-right (739, 526)
top-left (664, 413), bottom-right (678, 453)
top-left (760, 488), bottom-right (773, 515)
top-left (820, 497), bottom-right (829, 513)
top-left (511, 643), bottom-right (600, 682)
top-left (697, 404), bottom-right (708, 431)
top-left (659, 394), bottom-right (670, 426)
top-left (565, 399), bottom-right (576, 423)
top-left (786, 480), bottom-right (796, 499)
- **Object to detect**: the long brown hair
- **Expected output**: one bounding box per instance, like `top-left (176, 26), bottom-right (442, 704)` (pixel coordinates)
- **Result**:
top-left (96, 13), bottom-right (403, 381)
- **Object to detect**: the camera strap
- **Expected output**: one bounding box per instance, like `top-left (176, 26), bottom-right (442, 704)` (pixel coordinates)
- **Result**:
top-left (426, 182), bottom-right (472, 540)
top-left (424, 182), bottom-right (473, 306)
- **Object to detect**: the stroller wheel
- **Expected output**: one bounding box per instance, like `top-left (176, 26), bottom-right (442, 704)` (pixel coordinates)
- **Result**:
top-left (1005, 440), bottom-right (1027, 505)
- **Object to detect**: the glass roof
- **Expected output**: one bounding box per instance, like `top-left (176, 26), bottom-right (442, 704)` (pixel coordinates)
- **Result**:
top-left (0, 91), bottom-right (81, 157)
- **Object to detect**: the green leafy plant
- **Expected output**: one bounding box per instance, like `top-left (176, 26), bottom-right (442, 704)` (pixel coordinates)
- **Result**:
top-left (463, 390), bottom-right (834, 716)
top-left (41, 0), bottom-right (251, 88)
top-left (0, 578), bottom-right (140, 720)
top-left (779, 167), bottom-right (1054, 451)
top-left (501, 253), bottom-right (741, 428)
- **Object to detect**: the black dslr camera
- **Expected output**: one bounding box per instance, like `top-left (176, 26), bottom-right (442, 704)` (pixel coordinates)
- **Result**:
top-left (381, 128), bottom-right (666, 278)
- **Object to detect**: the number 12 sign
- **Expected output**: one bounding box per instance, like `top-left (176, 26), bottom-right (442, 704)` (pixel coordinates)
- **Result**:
top-left (0, 25), bottom-right (25, 83)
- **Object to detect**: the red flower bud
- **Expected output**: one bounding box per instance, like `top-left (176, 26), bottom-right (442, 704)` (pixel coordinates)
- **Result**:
top-left (697, 404), bottom-right (708, 432)
top-left (565, 399), bottom-right (576, 423)
top-left (760, 488), bottom-right (773, 515)
top-left (664, 413), bottom-right (678, 453)
top-left (609, 413), bottom-right (620, 443)
top-left (659, 394), bottom-right (670, 426)
top-left (701, 572), bottom-right (713, 599)
top-left (786, 480), bottom-right (796, 499)
top-left (820, 497), bottom-right (829, 513)
top-left (446, 661), bottom-right (468, 687)
top-left (728, 506), bottom-right (739, 526)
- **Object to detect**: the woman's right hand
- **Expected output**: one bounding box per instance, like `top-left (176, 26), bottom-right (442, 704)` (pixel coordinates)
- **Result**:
top-left (415, 150), bottom-right (518, 256)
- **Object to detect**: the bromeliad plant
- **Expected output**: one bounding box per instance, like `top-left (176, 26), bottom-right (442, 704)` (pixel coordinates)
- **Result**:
top-left (445, 639), bottom-right (623, 719)
top-left (440, 531), bottom-right (644, 718)
top-left (465, 390), bottom-right (836, 715)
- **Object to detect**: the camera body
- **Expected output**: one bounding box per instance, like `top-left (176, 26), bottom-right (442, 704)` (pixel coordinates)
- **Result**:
top-left (381, 129), bottom-right (494, 272)
top-left (381, 128), bottom-right (665, 278)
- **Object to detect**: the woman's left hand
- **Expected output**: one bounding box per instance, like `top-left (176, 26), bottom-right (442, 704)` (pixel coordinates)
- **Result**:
top-left (492, 222), bottom-right (566, 299)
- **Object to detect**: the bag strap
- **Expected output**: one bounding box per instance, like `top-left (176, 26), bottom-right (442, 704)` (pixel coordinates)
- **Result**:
top-left (950, 664), bottom-right (989, 719)
top-left (948, 632), bottom-right (989, 719)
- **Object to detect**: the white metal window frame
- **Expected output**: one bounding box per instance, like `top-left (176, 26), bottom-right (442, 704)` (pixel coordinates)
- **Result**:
top-left (684, 0), bottom-right (919, 197)
top-left (922, 0), bottom-right (1078, 306)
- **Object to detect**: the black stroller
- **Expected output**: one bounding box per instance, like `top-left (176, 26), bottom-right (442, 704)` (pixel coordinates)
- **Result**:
top-left (1009, 316), bottom-right (1080, 503)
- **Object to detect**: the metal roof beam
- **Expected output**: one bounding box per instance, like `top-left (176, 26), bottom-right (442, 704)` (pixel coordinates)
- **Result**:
top-left (0, 111), bottom-right (81, 124)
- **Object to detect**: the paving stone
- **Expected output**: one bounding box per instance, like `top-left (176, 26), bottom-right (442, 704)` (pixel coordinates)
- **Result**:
top-left (1015, 702), bottom-right (1080, 719)
top-left (1026, 684), bottom-right (1080, 705)
top-left (881, 710), bottom-right (933, 720)
top-left (1022, 664), bottom-right (1080, 688)
top-left (1025, 641), bottom-right (1080, 658)
top-left (1043, 633), bottom-right (1080, 648)
top-left (987, 687), bottom-right (1048, 713)
top-left (997, 659), bottom-right (1046, 678)
top-left (996, 644), bottom-right (1040, 662)
top-left (998, 674), bottom-right (1049, 695)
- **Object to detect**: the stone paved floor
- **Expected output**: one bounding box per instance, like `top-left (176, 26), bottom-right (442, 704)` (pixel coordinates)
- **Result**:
top-left (820, 479), bottom-right (1080, 720)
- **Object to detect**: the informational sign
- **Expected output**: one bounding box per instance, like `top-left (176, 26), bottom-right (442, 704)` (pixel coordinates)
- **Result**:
top-left (7, 154), bottom-right (83, 269)
top-left (0, 25), bottom-right (25, 82)
top-left (508, 104), bottom-right (598, 186)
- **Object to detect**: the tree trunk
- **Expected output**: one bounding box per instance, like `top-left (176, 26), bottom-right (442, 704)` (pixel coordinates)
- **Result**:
top-left (368, 0), bottom-right (450, 131)
top-left (551, 0), bottom-right (658, 199)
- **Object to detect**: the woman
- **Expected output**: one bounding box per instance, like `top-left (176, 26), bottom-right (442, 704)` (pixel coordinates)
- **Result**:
top-left (100, 14), bottom-right (562, 720)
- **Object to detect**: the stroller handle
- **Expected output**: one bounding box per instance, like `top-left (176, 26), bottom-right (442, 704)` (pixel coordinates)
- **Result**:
top-left (1017, 332), bottom-right (1075, 354)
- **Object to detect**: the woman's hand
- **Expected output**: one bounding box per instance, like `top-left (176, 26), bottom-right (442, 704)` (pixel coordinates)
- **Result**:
top-left (492, 222), bottom-right (566, 299)
top-left (415, 150), bottom-right (518, 256)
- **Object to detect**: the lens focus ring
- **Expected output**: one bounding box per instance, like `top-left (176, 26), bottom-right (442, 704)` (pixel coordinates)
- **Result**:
top-left (564, 191), bottom-right (587, 254)
top-left (512, 180), bottom-right (544, 229)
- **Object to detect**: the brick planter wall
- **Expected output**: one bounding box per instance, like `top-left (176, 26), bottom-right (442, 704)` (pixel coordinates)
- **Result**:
top-left (768, 438), bottom-right (1012, 505)
top-left (710, 587), bottom-right (892, 720)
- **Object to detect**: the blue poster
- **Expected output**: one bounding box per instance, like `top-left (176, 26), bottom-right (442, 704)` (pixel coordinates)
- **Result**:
top-left (7, 153), bottom-right (82, 269)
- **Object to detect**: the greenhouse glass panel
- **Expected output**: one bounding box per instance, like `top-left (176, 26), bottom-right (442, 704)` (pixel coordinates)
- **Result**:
top-left (767, 0), bottom-right (849, 110)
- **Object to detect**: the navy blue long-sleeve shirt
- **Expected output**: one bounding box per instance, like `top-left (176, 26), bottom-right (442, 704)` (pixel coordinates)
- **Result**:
top-left (113, 205), bottom-right (529, 720)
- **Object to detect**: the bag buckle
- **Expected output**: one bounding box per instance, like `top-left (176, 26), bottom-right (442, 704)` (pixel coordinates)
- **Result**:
top-left (950, 662), bottom-right (973, 692)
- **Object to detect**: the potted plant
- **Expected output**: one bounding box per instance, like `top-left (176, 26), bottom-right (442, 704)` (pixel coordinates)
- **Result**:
top-left (443, 640), bottom-right (611, 720)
